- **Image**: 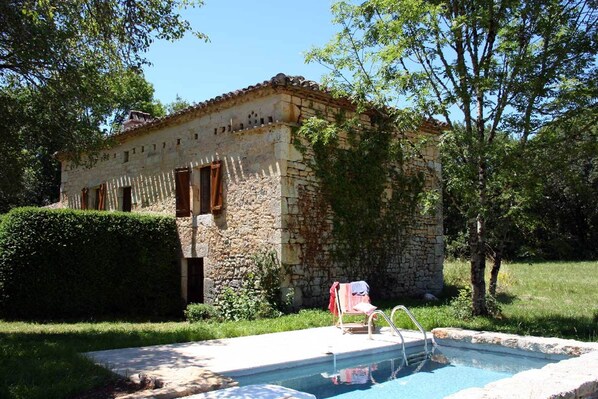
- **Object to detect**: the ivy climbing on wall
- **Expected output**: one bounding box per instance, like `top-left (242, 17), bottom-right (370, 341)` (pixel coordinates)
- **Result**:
top-left (294, 112), bottom-right (434, 291)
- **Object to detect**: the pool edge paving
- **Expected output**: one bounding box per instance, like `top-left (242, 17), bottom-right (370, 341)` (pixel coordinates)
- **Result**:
top-left (85, 326), bottom-right (426, 398)
top-left (434, 328), bottom-right (598, 399)
top-left (85, 327), bottom-right (598, 399)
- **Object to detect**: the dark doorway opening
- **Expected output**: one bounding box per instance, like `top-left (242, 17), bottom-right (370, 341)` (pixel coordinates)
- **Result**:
top-left (122, 186), bottom-right (132, 212)
top-left (187, 258), bottom-right (204, 303)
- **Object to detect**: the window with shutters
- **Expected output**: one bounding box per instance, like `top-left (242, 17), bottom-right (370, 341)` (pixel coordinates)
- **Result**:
top-left (193, 161), bottom-right (224, 216)
top-left (175, 167), bottom-right (191, 217)
top-left (89, 183), bottom-right (106, 210)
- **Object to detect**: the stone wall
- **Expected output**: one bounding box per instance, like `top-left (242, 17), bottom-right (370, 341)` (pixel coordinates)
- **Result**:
top-left (275, 92), bottom-right (444, 307)
top-left (60, 91), bottom-right (289, 302)
top-left (60, 83), bottom-right (444, 308)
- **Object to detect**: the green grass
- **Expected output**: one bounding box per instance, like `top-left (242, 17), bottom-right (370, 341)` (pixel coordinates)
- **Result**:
top-left (0, 311), bottom-right (332, 399)
top-left (1, 261), bottom-right (597, 399)
top-left (434, 260), bottom-right (598, 339)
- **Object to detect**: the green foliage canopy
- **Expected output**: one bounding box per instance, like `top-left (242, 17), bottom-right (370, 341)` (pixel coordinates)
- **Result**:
top-left (0, 0), bottom-right (204, 212)
top-left (307, 0), bottom-right (597, 314)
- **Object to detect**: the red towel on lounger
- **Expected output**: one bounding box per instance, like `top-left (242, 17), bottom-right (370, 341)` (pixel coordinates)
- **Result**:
top-left (328, 282), bottom-right (340, 315)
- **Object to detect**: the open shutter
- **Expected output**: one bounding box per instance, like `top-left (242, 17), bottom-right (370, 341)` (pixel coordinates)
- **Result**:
top-left (175, 168), bottom-right (191, 217)
top-left (98, 183), bottom-right (106, 210)
top-left (210, 160), bottom-right (223, 214)
top-left (81, 188), bottom-right (88, 210)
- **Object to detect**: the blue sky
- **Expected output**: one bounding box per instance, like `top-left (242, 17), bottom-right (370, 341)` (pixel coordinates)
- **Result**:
top-left (143, 0), bottom-right (337, 105)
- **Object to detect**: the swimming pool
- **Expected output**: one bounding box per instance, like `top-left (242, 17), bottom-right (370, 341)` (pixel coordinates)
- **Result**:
top-left (230, 345), bottom-right (565, 399)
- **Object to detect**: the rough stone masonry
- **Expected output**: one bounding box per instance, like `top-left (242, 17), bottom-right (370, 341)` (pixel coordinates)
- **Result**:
top-left (58, 73), bottom-right (444, 308)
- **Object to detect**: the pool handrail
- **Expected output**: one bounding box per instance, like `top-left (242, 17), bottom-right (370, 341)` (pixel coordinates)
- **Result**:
top-left (367, 310), bottom-right (408, 364)
top-left (390, 305), bottom-right (429, 354)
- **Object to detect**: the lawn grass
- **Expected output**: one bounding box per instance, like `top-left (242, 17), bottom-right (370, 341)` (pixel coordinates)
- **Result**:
top-left (0, 311), bottom-right (332, 399)
top-left (385, 260), bottom-right (598, 340)
top-left (1, 260), bottom-right (596, 399)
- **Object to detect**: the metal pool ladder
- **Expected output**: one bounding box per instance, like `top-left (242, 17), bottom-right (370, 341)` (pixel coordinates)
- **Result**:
top-left (367, 305), bottom-right (430, 365)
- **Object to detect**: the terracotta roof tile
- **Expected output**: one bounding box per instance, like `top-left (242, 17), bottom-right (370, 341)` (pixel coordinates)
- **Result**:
top-left (117, 73), bottom-right (324, 136)
top-left (115, 73), bottom-right (446, 137)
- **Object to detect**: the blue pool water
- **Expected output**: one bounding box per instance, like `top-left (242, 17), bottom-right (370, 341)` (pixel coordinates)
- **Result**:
top-left (231, 345), bottom-right (564, 399)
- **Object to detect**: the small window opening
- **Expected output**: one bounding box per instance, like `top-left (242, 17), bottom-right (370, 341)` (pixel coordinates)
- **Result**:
top-left (123, 151), bottom-right (129, 163)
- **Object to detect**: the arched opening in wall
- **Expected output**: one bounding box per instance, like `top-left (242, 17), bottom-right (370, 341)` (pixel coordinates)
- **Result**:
top-left (187, 258), bottom-right (204, 304)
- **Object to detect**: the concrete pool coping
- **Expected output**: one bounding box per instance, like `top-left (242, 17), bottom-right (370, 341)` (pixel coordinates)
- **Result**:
top-left (85, 326), bottom-right (427, 398)
top-left (433, 328), bottom-right (598, 399)
top-left (85, 327), bottom-right (598, 399)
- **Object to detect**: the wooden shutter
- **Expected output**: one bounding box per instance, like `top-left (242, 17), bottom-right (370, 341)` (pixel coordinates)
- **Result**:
top-left (81, 188), bottom-right (88, 210)
top-left (175, 168), bottom-right (191, 217)
top-left (210, 160), bottom-right (223, 214)
top-left (97, 183), bottom-right (106, 211)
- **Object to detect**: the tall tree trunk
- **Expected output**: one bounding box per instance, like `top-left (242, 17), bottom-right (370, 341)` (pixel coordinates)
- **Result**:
top-left (489, 249), bottom-right (502, 297)
top-left (470, 153), bottom-right (489, 316)
top-left (469, 216), bottom-right (488, 316)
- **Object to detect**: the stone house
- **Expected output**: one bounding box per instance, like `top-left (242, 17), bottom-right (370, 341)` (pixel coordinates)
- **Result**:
top-left (58, 73), bottom-right (444, 307)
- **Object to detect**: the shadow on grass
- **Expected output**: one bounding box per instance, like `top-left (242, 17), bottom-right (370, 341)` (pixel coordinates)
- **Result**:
top-left (0, 324), bottom-right (219, 399)
top-left (495, 292), bottom-right (517, 305)
top-left (0, 311), bottom-right (333, 399)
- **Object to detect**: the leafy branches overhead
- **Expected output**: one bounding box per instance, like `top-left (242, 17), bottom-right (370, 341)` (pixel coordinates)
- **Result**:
top-left (308, 0), bottom-right (597, 315)
top-left (308, 0), bottom-right (597, 139)
top-left (0, 0), bottom-right (206, 87)
top-left (0, 1), bottom-right (204, 212)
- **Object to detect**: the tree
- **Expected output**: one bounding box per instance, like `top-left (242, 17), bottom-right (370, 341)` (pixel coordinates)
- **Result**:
top-left (166, 94), bottom-right (192, 115)
top-left (0, 0), bottom-right (204, 212)
top-left (525, 110), bottom-right (598, 260)
top-left (307, 0), bottom-right (597, 314)
top-left (1, 1), bottom-right (206, 87)
top-left (108, 70), bottom-right (167, 134)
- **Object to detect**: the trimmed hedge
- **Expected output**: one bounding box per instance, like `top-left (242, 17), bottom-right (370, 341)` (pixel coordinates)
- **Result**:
top-left (0, 208), bottom-right (181, 320)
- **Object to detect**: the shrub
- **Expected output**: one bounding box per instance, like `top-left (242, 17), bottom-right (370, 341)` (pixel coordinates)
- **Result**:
top-left (214, 251), bottom-right (288, 321)
top-left (184, 303), bottom-right (218, 322)
top-left (215, 285), bottom-right (280, 322)
top-left (0, 207), bottom-right (180, 320)
top-left (450, 286), bottom-right (502, 320)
